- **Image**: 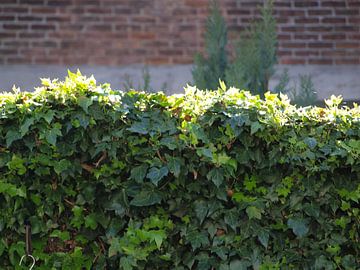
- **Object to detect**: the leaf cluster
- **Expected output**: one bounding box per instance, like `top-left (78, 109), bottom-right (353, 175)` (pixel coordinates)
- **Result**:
top-left (0, 72), bottom-right (359, 269)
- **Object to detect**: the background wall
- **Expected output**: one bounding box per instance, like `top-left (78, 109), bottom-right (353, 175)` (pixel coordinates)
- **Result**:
top-left (0, 0), bottom-right (359, 66)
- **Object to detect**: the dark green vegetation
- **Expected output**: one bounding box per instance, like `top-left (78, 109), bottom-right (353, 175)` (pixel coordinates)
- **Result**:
top-left (193, 0), bottom-right (317, 106)
top-left (0, 72), bottom-right (359, 269)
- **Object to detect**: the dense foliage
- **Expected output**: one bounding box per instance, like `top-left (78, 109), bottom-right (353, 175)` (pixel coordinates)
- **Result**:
top-left (226, 0), bottom-right (277, 95)
top-left (192, 0), bottom-right (228, 90)
top-left (0, 72), bottom-right (359, 269)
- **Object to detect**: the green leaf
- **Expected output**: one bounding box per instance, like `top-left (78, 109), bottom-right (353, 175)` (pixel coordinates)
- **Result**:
top-left (219, 79), bottom-right (227, 91)
top-left (246, 206), bottom-right (262, 220)
top-left (304, 137), bottom-right (317, 149)
top-left (148, 230), bottom-right (166, 249)
top-left (186, 230), bottom-right (209, 250)
top-left (6, 130), bottom-right (22, 147)
top-left (146, 166), bottom-right (168, 186)
top-left (250, 122), bottom-right (262, 135)
top-left (130, 190), bottom-right (162, 207)
top-left (287, 218), bottom-right (309, 237)
top-left (229, 260), bottom-right (250, 270)
top-left (257, 229), bottom-right (269, 248)
top-left (108, 237), bottom-right (121, 257)
top-left (0, 182), bottom-right (26, 198)
top-left (54, 159), bottom-right (72, 174)
top-left (42, 110), bottom-right (55, 124)
top-left (166, 156), bottom-right (182, 178)
top-left (130, 164), bottom-right (148, 183)
top-left (7, 155), bottom-right (26, 175)
top-left (194, 200), bottom-right (208, 224)
top-left (224, 209), bottom-right (239, 231)
top-left (78, 96), bottom-right (93, 113)
top-left (127, 119), bottom-right (149, 135)
top-left (207, 168), bottom-right (224, 187)
top-left (85, 213), bottom-right (98, 230)
top-left (20, 117), bottom-right (35, 136)
top-left (0, 240), bottom-right (5, 257)
top-left (45, 124), bottom-right (62, 145)
top-left (341, 255), bottom-right (357, 269)
top-left (50, 230), bottom-right (71, 241)
top-left (120, 256), bottom-right (136, 270)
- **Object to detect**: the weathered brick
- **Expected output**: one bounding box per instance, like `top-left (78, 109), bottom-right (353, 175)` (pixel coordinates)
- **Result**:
top-left (322, 17), bottom-right (346, 24)
top-left (0, 0), bottom-right (358, 66)
top-left (309, 58), bottom-right (333, 64)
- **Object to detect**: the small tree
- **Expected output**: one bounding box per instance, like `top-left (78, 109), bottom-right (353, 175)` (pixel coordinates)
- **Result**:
top-left (192, 0), bottom-right (228, 90)
top-left (226, 0), bottom-right (277, 96)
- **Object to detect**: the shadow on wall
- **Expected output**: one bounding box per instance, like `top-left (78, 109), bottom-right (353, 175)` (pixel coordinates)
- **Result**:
top-left (0, 64), bottom-right (360, 102)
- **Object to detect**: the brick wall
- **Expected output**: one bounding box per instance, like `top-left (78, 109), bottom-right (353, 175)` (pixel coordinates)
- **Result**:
top-left (0, 0), bottom-right (359, 65)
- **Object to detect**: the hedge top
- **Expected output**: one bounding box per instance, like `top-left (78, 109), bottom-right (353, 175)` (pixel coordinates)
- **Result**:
top-left (0, 71), bottom-right (359, 269)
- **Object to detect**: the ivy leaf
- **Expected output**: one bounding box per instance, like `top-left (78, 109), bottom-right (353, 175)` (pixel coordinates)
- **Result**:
top-left (108, 238), bottom-right (120, 257)
top-left (42, 110), bottom-right (55, 124)
top-left (224, 209), bottom-right (239, 231)
top-left (148, 230), bottom-right (166, 249)
top-left (50, 230), bottom-right (70, 241)
top-left (194, 200), bottom-right (208, 224)
top-left (207, 168), bottom-right (224, 187)
top-left (287, 218), bottom-right (309, 237)
top-left (146, 166), bottom-right (168, 186)
top-left (130, 164), bottom-right (148, 183)
top-left (0, 182), bottom-right (26, 198)
top-left (246, 206), bottom-right (262, 220)
top-left (45, 124), bottom-right (62, 146)
top-left (20, 117), bottom-right (35, 136)
top-left (166, 156), bottom-right (182, 178)
top-left (5, 130), bottom-right (22, 147)
top-left (127, 119), bottom-right (149, 135)
top-left (130, 190), bottom-right (162, 207)
top-left (341, 255), bottom-right (357, 269)
top-left (186, 230), bottom-right (209, 250)
top-left (257, 229), bottom-right (269, 248)
top-left (84, 213), bottom-right (98, 230)
top-left (120, 256), bottom-right (136, 270)
top-left (229, 260), bottom-right (250, 270)
top-left (304, 137), bottom-right (317, 149)
top-left (250, 122), bottom-right (262, 135)
top-left (78, 96), bottom-right (93, 113)
top-left (0, 240), bottom-right (5, 257)
top-left (54, 159), bottom-right (72, 174)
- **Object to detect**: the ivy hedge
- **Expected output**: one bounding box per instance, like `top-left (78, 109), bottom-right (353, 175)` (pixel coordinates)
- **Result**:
top-left (0, 72), bottom-right (359, 269)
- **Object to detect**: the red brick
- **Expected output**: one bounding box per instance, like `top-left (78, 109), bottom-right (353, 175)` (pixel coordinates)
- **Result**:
top-left (308, 9), bottom-right (332, 16)
top-left (294, 1), bottom-right (318, 7)
top-left (227, 9), bottom-right (251, 15)
top-left (295, 17), bottom-right (319, 24)
top-left (3, 24), bottom-right (28, 30)
top-left (336, 42), bottom-right (360, 49)
top-left (335, 59), bottom-right (360, 64)
top-left (309, 59), bottom-right (333, 64)
top-left (0, 15), bottom-right (16, 21)
top-left (281, 58), bottom-right (306, 64)
top-left (322, 1), bottom-right (346, 7)
top-left (294, 34), bottom-right (318, 40)
top-left (281, 42), bottom-right (307, 49)
top-left (31, 24), bottom-right (56, 30)
top-left (308, 42), bottom-right (333, 48)
top-left (322, 34), bottom-right (346, 40)
top-left (322, 17), bottom-right (346, 24)
top-left (0, 0), bottom-right (358, 66)
top-left (18, 15), bottom-right (43, 21)
top-left (295, 51), bottom-right (319, 56)
top-left (335, 9), bottom-right (360, 16)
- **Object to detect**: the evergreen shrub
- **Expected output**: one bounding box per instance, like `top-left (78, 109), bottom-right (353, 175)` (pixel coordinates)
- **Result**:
top-left (0, 72), bottom-right (359, 269)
